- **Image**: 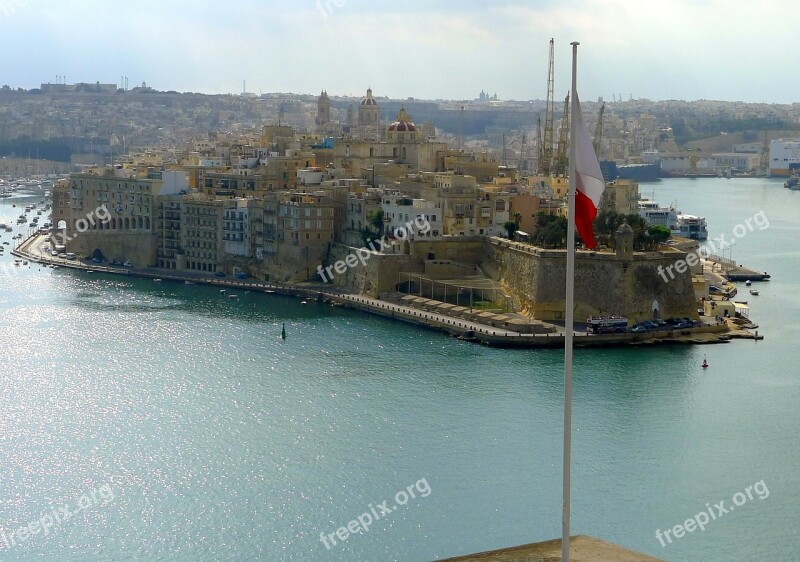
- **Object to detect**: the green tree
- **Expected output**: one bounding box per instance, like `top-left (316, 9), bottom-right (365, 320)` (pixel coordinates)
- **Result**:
top-left (367, 209), bottom-right (384, 236)
top-left (504, 221), bottom-right (518, 239)
top-left (647, 225), bottom-right (672, 248)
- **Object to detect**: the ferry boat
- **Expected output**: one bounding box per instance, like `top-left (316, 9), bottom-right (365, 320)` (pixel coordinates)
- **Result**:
top-left (638, 200), bottom-right (677, 229)
top-left (671, 214), bottom-right (708, 240)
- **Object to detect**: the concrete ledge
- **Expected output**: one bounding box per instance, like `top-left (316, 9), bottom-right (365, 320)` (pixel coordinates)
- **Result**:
top-left (440, 535), bottom-right (664, 562)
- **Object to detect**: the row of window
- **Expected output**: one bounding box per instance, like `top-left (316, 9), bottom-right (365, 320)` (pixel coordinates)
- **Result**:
top-left (74, 217), bottom-right (151, 230)
top-left (186, 230), bottom-right (217, 240)
top-left (186, 251), bottom-right (217, 260)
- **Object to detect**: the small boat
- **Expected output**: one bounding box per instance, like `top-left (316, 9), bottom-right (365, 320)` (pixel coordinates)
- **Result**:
top-left (153, 278), bottom-right (162, 282)
top-left (745, 279), bottom-right (751, 286)
top-left (458, 330), bottom-right (478, 342)
top-left (701, 356), bottom-right (709, 369)
top-left (220, 289), bottom-right (227, 294)
top-left (749, 289), bottom-right (759, 296)
top-left (184, 281), bottom-right (195, 285)
top-left (281, 323), bottom-right (286, 340)
top-left (228, 294), bottom-right (238, 299)
top-left (300, 300), bottom-right (308, 305)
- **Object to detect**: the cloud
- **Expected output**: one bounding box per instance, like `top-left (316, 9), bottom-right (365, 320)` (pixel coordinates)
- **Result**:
top-left (0, 0), bottom-right (798, 102)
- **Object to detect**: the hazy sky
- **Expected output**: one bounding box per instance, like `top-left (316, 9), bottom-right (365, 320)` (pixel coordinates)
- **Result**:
top-left (0, 0), bottom-right (796, 103)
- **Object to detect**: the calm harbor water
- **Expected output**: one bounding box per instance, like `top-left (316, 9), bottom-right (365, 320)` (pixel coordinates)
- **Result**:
top-left (0, 177), bottom-right (798, 561)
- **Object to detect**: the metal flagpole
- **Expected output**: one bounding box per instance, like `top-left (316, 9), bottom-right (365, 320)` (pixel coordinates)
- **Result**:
top-left (562, 40), bottom-right (580, 562)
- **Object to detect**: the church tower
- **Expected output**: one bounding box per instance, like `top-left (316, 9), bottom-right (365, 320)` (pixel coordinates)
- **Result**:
top-left (358, 87), bottom-right (380, 140)
top-left (315, 90), bottom-right (331, 129)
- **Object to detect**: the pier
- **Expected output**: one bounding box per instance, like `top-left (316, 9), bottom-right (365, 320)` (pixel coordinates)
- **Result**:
top-left (703, 252), bottom-right (771, 281)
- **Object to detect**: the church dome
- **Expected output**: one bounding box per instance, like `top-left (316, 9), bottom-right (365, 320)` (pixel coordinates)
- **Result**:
top-left (388, 107), bottom-right (416, 132)
top-left (360, 87), bottom-right (378, 106)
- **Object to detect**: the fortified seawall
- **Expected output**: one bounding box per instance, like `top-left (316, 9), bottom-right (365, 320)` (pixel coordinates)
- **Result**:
top-left (481, 238), bottom-right (698, 323)
top-left (305, 235), bottom-right (698, 324)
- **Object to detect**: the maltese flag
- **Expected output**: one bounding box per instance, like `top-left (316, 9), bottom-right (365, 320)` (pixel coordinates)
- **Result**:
top-left (572, 91), bottom-right (605, 249)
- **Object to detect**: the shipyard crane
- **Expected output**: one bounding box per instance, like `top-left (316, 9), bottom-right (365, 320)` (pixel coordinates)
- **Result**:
top-left (553, 92), bottom-right (570, 176)
top-left (537, 38), bottom-right (555, 176)
top-left (593, 103), bottom-right (605, 158)
top-left (536, 117), bottom-right (544, 174)
top-left (760, 129), bottom-right (769, 175)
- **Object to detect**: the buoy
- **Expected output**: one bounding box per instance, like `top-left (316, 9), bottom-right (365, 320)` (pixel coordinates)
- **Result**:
top-left (281, 323), bottom-right (286, 340)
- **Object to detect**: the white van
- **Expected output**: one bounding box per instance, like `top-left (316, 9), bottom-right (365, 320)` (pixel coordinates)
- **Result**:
top-left (65, 252), bottom-right (76, 260)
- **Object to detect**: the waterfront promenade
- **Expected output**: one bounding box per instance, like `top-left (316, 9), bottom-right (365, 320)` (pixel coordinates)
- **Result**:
top-left (13, 232), bottom-right (734, 349)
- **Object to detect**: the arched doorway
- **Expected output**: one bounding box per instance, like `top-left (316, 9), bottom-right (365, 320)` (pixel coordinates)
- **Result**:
top-left (91, 248), bottom-right (106, 261)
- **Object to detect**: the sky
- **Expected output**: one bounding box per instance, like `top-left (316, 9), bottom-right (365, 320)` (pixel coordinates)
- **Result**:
top-left (0, 0), bottom-right (797, 104)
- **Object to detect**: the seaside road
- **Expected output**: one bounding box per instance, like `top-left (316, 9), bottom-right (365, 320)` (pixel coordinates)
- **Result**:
top-left (327, 292), bottom-right (539, 338)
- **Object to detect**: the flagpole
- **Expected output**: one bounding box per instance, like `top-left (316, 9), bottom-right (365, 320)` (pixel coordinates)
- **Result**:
top-left (562, 40), bottom-right (579, 562)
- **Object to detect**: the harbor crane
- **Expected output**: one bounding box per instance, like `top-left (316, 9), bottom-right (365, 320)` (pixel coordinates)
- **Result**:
top-left (593, 103), bottom-right (605, 158)
top-left (553, 92), bottom-right (570, 176)
top-left (537, 38), bottom-right (555, 176)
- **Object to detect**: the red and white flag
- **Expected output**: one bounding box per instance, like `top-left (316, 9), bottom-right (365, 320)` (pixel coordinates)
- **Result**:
top-left (571, 91), bottom-right (605, 249)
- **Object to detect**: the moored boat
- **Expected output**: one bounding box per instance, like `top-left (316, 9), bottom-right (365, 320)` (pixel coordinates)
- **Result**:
top-left (671, 214), bottom-right (708, 240)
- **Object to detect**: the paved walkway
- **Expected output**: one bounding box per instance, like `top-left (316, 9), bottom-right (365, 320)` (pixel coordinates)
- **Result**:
top-left (331, 292), bottom-right (530, 338)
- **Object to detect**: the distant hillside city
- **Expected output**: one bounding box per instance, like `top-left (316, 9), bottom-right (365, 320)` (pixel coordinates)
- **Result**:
top-left (1, 80), bottom-right (800, 177)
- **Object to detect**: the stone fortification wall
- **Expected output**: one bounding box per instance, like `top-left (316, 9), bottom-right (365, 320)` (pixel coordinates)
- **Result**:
top-left (483, 238), bottom-right (698, 323)
top-left (68, 231), bottom-right (158, 267)
top-left (324, 243), bottom-right (422, 297)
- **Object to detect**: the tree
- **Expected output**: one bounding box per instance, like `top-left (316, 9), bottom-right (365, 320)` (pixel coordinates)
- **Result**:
top-left (513, 212), bottom-right (522, 228)
top-left (504, 221), bottom-right (518, 239)
top-left (539, 220), bottom-right (566, 248)
top-left (647, 225), bottom-right (672, 248)
top-left (367, 209), bottom-right (384, 236)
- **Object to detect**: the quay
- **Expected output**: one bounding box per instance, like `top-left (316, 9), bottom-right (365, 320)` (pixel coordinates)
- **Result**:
top-left (13, 232), bottom-right (734, 349)
top-left (703, 251), bottom-right (771, 282)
